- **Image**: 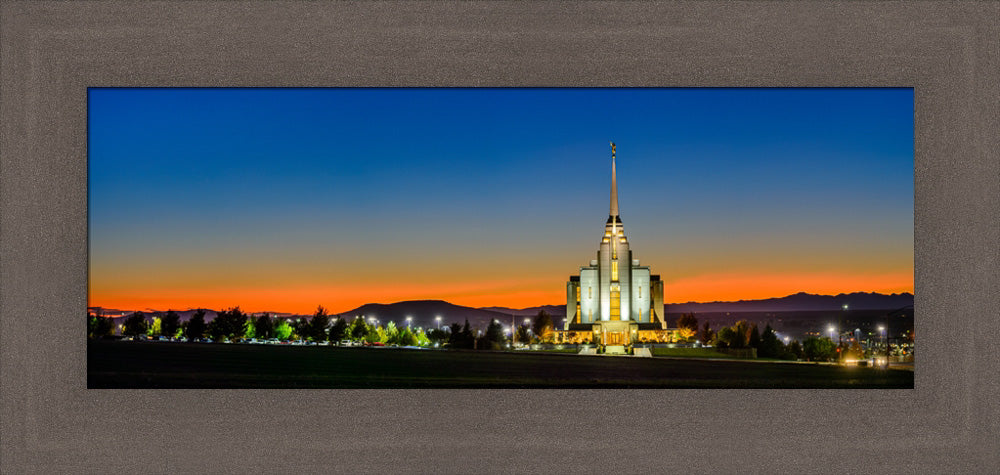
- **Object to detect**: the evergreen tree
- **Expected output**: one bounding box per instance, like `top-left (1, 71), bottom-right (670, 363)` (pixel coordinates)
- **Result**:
top-left (255, 314), bottom-right (274, 340)
top-left (460, 319), bottom-right (475, 349)
top-left (758, 324), bottom-right (782, 358)
top-left (308, 306), bottom-right (330, 341)
top-left (350, 317), bottom-right (368, 341)
top-left (161, 311), bottom-right (181, 338)
top-left (448, 322), bottom-right (463, 347)
top-left (328, 317), bottom-right (348, 343)
top-left (484, 319), bottom-right (505, 350)
top-left (748, 324), bottom-right (761, 350)
top-left (185, 310), bottom-right (207, 340)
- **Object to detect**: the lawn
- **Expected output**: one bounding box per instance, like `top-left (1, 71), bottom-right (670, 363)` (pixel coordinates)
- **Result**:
top-left (88, 340), bottom-right (914, 389)
top-left (650, 347), bottom-right (738, 359)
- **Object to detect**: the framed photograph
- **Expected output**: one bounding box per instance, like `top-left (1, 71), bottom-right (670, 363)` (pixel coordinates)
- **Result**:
top-left (3, 2), bottom-right (996, 472)
top-left (86, 87), bottom-right (915, 390)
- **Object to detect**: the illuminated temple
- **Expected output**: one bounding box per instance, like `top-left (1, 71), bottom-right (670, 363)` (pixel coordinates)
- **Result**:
top-left (556, 143), bottom-right (668, 353)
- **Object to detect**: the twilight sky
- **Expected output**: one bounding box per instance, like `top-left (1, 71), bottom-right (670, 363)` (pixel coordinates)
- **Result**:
top-left (89, 88), bottom-right (913, 314)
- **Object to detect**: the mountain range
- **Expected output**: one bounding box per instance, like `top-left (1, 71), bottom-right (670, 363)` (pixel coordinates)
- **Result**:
top-left (90, 292), bottom-right (912, 328)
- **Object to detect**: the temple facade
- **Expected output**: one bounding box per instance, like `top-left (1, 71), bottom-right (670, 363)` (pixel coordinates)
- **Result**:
top-left (559, 143), bottom-right (668, 353)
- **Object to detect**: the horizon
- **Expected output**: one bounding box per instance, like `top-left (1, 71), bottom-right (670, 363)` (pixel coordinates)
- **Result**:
top-left (89, 289), bottom-right (915, 316)
top-left (89, 88), bottom-right (914, 314)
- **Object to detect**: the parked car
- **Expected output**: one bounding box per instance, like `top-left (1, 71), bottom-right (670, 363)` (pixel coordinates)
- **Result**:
top-left (339, 340), bottom-right (353, 347)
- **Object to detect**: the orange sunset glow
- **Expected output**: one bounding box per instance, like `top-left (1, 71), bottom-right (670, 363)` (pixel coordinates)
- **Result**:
top-left (89, 270), bottom-right (913, 314)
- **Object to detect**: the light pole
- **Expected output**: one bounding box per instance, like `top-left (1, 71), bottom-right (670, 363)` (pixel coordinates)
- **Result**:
top-left (406, 316), bottom-right (412, 329)
top-left (435, 316), bottom-right (441, 330)
top-left (878, 325), bottom-right (887, 368)
top-left (840, 303), bottom-right (848, 347)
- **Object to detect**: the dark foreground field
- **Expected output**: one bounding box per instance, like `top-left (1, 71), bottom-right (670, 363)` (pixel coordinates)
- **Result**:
top-left (88, 340), bottom-right (914, 388)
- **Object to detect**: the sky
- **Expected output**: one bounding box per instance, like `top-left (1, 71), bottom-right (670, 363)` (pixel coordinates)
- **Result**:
top-left (89, 88), bottom-right (914, 314)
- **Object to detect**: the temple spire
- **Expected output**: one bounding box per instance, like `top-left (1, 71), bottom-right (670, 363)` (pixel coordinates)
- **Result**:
top-left (610, 142), bottom-right (619, 217)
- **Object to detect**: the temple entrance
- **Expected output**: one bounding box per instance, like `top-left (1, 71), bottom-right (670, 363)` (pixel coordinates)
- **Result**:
top-left (606, 331), bottom-right (625, 345)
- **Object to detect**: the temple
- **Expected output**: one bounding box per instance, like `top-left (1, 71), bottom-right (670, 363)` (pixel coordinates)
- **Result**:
top-left (556, 143), bottom-right (668, 354)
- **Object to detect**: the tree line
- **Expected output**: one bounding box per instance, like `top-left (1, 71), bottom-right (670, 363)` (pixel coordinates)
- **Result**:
top-left (89, 307), bottom-right (558, 350)
top-left (675, 313), bottom-right (839, 362)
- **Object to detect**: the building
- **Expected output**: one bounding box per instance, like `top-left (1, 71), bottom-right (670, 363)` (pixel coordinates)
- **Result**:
top-left (557, 143), bottom-right (670, 353)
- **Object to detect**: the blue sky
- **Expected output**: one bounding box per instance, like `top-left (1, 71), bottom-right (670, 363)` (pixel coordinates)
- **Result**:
top-left (89, 88), bottom-right (913, 312)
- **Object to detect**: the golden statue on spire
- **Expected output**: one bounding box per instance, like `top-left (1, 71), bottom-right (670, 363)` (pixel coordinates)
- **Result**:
top-left (611, 141), bottom-right (616, 158)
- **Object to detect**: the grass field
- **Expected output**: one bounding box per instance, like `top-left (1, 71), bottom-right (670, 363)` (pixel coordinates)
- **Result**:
top-left (649, 347), bottom-right (737, 358)
top-left (88, 340), bottom-right (914, 389)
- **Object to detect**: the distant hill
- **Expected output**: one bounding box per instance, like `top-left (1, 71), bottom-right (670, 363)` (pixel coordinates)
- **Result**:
top-left (666, 292), bottom-right (913, 313)
top-left (478, 305), bottom-right (565, 317)
top-left (333, 300), bottom-right (518, 330)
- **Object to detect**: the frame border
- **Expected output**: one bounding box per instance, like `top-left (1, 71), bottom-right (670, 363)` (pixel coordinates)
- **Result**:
top-left (2, 1), bottom-right (998, 472)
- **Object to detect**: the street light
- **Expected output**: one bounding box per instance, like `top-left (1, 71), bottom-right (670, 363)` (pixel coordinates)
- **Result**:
top-left (406, 316), bottom-right (412, 328)
top-left (435, 316), bottom-right (441, 330)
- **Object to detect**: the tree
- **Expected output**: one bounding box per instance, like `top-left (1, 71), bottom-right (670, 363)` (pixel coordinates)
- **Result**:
top-left (676, 313), bottom-right (699, 340)
top-left (447, 322), bottom-right (463, 347)
top-left (273, 318), bottom-right (293, 341)
top-left (748, 324), bottom-right (761, 350)
top-left (255, 314), bottom-right (274, 340)
top-left (384, 321), bottom-right (399, 344)
top-left (291, 318), bottom-right (310, 341)
top-left (396, 328), bottom-right (418, 347)
top-left (212, 307), bottom-right (248, 342)
top-left (532, 311), bottom-right (554, 343)
top-left (122, 312), bottom-right (148, 337)
top-left (161, 311), bottom-right (181, 339)
top-left (185, 310), bottom-right (207, 340)
top-left (88, 313), bottom-right (115, 339)
top-left (243, 318), bottom-right (256, 339)
top-left (787, 340), bottom-right (804, 360)
top-left (147, 317), bottom-right (162, 337)
top-left (758, 324), bottom-right (782, 358)
top-left (802, 337), bottom-right (837, 362)
top-left (700, 322), bottom-right (714, 345)
top-left (483, 319), bottom-right (505, 350)
top-left (732, 320), bottom-right (751, 348)
top-left (515, 325), bottom-right (531, 346)
top-left (715, 326), bottom-right (737, 349)
top-left (414, 329), bottom-right (431, 347)
top-left (308, 306), bottom-right (330, 342)
top-left (328, 318), bottom-right (348, 343)
top-left (350, 317), bottom-right (368, 341)
top-left (426, 328), bottom-right (448, 346)
top-left (461, 320), bottom-right (475, 348)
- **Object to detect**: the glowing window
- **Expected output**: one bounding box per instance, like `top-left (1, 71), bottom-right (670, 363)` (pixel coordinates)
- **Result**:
top-left (638, 286), bottom-right (641, 298)
top-left (610, 286), bottom-right (621, 321)
top-left (611, 260), bottom-right (618, 281)
top-left (588, 287), bottom-right (591, 299)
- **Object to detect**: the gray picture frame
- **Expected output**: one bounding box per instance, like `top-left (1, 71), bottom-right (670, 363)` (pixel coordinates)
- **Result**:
top-left (2, 1), bottom-right (997, 472)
